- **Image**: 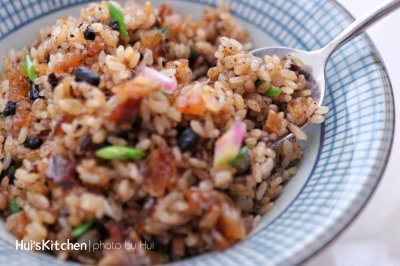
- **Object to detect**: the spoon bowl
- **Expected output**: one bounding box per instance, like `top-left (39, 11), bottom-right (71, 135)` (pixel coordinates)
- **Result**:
top-left (251, 47), bottom-right (327, 145)
top-left (251, 0), bottom-right (400, 146)
top-left (251, 47), bottom-right (326, 107)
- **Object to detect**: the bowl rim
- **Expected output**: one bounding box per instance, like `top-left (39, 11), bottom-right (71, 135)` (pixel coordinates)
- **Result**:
top-left (296, 0), bottom-right (396, 263)
top-left (0, 0), bottom-right (395, 265)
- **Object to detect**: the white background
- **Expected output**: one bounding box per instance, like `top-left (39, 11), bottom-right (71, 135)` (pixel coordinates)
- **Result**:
top-left (306, 0), bottom-right (400, 265)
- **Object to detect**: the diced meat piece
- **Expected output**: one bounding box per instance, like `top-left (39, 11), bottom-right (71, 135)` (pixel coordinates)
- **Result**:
top-left (264, 110), bottom-right (282, 135)
top-left (46, 155), bottom-right (77, 190)
top-left (53, 40), bottom-right (104, 74)
top-left (146, 147), bottom-right (177, 197)
top-left (287, 97), bottom-right (313, 125)
top-left (217, 201), bottom-right (246, 240)
top-left (8, 212), bottom-right (27, 239)
top-left (174, 85), bottom-right (206, 116)
top-left (112, 76), bottom-right (159, 102)
top-left (186, 188), bottom-right (216, 214)
top-left (211, 228), bottom-right (235, 250)
top-left (53, 115), bottom-right (74, 137)
top-left (109, 76), bottom-right (161, 124)
top-left (199, 204), bottom-right (221, 229)
top-left (54, 51), bottom-right (85, 74)
top-left (86, 40), bottom-right (104, 57)
top-left (165, 59), bottom-right (192, 85)
top-left (4, 59), bottom-right (30, 101)
top-left (108, 98), bottom-right (141, 124)
top-left (140, 30), bottom-right (164, 60)
top-left (13, 100), bottom-right (31, 128)
top-left (186, 188), bottom-right (246, 244)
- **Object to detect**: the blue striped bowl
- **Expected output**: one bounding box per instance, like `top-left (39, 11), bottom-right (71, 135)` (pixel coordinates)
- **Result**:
top-left (0, 0), bottom-right (395, 265)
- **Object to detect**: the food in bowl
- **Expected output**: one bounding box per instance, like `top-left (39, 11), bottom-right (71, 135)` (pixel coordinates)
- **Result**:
top-left (0, 1), bottom-right (328, 264)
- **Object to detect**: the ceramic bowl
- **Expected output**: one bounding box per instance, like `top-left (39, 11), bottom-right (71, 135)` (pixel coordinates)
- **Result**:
top-left (0, 0), bottom-right (395, 265)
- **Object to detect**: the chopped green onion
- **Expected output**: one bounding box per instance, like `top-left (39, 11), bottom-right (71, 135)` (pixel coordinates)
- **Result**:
top-left (8, 200), bottom-right (22, 213)
top-left (71, 218), bottom-right (95, 238)
top-left (255, 79), bottom-right (264, 87)
top-left (265, 85), bottom-right (281, 97)
top-left (189, 44), bottom-right (198, 64)
top-left (0, 114), bottom-right (5, 119)
top-left (256, 81), bottom-right (282, 97)
top-left (230, 146), bottom-right (249, 168)
top-left (108, 2), bottom-right (128, 37)
top-left (160, 27), bottom-right (169, 35)
top-left (95, 145), bottom-right (145, 160)
top-left (159, 89), bottom-right (171, 98)
top-left (155, 26), bottom-right (169, 36)
top-left (23, 55), bottom-right (38, 82)
top-left (255, 80), bottom-right (270, 93)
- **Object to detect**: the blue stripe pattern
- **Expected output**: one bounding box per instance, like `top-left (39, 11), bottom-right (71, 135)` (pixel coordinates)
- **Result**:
top-left (0, 0), bottom-right (395, 266)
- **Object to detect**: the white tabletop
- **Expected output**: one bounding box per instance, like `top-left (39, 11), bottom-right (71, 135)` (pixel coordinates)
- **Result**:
top-left (306, 1), bottom-right (400, 265)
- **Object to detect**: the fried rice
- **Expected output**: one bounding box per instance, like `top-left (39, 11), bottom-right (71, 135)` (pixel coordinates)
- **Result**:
top-left (0, 1), bottom-right (328, 264)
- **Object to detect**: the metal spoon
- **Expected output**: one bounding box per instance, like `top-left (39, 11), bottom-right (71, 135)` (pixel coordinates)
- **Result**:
top-left (251, 0), bottom-right (400, 146)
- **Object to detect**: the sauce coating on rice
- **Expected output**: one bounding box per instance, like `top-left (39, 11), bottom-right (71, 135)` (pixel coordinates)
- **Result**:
top-left (0, 1), bottom-right (327, 264)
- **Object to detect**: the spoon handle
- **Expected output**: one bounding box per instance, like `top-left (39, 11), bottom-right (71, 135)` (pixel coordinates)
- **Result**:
top-left (319, 0), bottom-right (400, 58)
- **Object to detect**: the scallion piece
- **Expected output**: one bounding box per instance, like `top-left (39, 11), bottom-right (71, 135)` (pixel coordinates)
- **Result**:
top-left (0, 114), bottom-right (5, 119)
top-left (230, 146), bottom-right (249, 168)
top-left (108, 2), bottom-right (128, 37)
top-left (159, 89), bottom-right (172, 99)
top-left (160, 27), bottom-right (169, 35)
top-left (255, 79), bottom-right (264, 87)
top-left (71, 218), bottom-right (95, 238)
top-left (23, 55), bottom-right (38, 82)
top-left (189, 44), bottom-right (198, 63)
top-left (265, 85), bottom-right (281, 97)
top-left (8, 200), bottom-right (22, 213)
top-left (256, 80), bottom-right (269, 93)
top-left (155, 26), bottom-right (169, 36)
top-left (95, 145), bottom-right (145, 160)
